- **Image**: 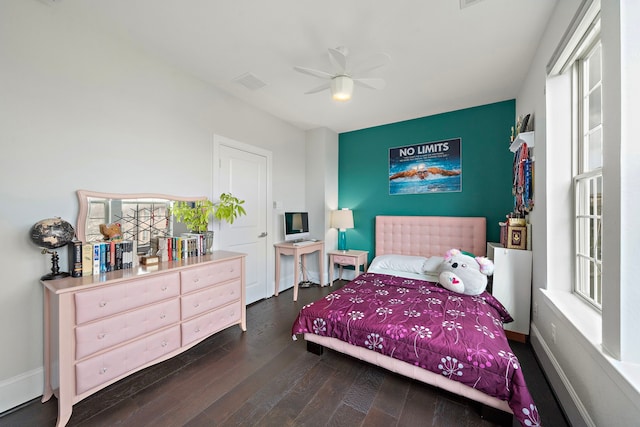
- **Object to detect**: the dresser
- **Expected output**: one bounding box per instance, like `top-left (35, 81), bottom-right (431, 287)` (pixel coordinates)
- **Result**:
top-left (41, 251), bottom-right (246, 427)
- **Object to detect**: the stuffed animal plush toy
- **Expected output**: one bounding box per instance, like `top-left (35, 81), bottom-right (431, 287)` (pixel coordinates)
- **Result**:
top-left (438, 248), bottom-right (494, 295)
top-left (99, 223), bottom-right (122, 241)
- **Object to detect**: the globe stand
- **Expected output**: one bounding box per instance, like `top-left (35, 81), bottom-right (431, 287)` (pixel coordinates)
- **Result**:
top-left (41, 249), bottom-right (70, 281)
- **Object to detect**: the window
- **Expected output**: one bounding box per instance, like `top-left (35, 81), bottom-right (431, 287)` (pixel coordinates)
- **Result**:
top-left (573, 37), bottom-right (602, 309)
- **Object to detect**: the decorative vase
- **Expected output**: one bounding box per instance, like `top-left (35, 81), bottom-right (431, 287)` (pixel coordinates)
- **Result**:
top-left (204, 230), bottom-right (214, 254)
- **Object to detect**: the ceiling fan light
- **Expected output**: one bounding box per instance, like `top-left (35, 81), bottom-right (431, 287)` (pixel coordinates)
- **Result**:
top-left (331, 75), bottom-right (354, 101)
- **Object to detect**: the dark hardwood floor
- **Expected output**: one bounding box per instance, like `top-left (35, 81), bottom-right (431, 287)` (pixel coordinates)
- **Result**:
top-left (1, 281), bottom-right (568, 427)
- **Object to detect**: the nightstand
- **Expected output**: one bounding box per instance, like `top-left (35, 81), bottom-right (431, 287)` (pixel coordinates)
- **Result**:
top-left (328, 250), bottom-right (369, 285)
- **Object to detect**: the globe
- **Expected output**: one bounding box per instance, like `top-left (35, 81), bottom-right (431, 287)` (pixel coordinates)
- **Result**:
top-left (30, 217), bottom-right (75, 280)
top-left (30, 217), bottom-right (75, 250)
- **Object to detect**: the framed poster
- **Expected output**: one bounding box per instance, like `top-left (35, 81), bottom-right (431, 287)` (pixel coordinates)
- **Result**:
top-left (389, 137), bottom-right (462, 195)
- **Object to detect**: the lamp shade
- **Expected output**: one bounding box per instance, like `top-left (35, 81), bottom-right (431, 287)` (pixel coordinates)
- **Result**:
top-left (331, 76), bottom-right (354, 101)
top-left (331, 209), bottom-right (354, 230)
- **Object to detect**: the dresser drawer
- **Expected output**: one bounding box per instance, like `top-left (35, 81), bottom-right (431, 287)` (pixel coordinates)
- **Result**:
top-left (181, 301), bottom-right (242, 346)
top-left (180, 259), bottom-right (242, 294)
top-left (75, 273), bottom-right (180, 325)
top-left (75, 299), bottom-right (180, 360)
top-left (75, 325), bottom-right (180, 395)
top-left (181, 279), bottom-right (241, 320)
top-left (333, 255), bottom-right (357, 265)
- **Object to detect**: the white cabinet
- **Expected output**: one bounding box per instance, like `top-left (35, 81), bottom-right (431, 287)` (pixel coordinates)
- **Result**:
top-left (487, 242), bottom-right (532, 341)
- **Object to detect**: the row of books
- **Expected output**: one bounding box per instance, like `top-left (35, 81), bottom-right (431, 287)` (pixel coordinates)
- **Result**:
top-left (151, 233), bottom-right (208, 263)
top-left (68, 240), bottom-right (138, 277)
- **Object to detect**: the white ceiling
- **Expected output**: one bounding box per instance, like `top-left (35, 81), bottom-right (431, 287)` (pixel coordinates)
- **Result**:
top-left (61, 0), bottom-right (558, 133)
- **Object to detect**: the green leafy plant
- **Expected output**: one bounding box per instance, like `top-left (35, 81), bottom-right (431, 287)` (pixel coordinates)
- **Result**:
top-left (171, 193), bottom-right (246, 233)
top-left (213, 192), bottom-right (247, 224)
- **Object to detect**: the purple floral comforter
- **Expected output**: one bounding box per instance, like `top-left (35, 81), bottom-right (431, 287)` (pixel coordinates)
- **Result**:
top-left (292, 272), bottom-right (540, 427)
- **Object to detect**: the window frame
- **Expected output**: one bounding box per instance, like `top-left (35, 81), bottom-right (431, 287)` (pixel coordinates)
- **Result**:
top-left (572, 34), bottom-right (603, 311)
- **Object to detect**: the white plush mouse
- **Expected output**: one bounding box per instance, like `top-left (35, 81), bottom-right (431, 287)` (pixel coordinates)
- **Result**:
top-left (438, 249), bottom-right (494, 296)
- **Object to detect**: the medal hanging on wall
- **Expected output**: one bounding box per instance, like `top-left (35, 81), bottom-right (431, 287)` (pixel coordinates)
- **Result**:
top-left (513, 142), bottom-right (531, 214)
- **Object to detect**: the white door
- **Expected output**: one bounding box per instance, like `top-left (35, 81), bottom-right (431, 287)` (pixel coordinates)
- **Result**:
top-left (213, 135), bottom-right (272, 305)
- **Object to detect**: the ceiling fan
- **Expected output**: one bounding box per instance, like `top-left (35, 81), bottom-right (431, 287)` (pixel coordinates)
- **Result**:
top-left (293, 47), bottom-right (390, 101)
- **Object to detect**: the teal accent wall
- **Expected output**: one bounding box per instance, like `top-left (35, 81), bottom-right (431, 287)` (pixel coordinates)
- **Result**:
top-left (338, 100), bottom-right (515, 259)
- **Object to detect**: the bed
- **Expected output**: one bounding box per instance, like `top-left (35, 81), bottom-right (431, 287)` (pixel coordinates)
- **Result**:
top-left (292, 216), bottom-right (539, 427)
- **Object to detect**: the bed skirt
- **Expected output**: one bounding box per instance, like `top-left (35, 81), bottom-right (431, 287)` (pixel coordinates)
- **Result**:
top-left (303, 333), bottom-right (513, 414)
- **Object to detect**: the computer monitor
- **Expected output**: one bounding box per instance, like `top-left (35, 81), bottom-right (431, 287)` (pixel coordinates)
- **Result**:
top-left (283, 212), bottom-right (310, 242)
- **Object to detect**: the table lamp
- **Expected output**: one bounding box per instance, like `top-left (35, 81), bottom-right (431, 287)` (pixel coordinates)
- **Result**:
top-left (331, 208), bottom-right (354, 251)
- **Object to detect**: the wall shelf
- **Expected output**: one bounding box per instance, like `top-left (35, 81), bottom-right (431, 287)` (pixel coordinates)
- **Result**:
top-left (509, 131), bottom-right (535, 152)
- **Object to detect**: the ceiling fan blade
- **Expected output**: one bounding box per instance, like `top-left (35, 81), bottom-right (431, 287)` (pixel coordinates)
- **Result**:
top-left (352, 52), bottom-right (391, 75)
top-left (293, 66), bottom-right (334, 80)
top-left (328, 47), bottom-right (348, 74)
top-left (304, 82), bottom-right (331, 94)
top-left (353, 78), bottom-right (386, 90)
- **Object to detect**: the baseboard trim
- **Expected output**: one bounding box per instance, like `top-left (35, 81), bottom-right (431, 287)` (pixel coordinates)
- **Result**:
top-left (0, 367), bottom-right (43, 415)
top-left (530, 323), bottom-right (595, 427)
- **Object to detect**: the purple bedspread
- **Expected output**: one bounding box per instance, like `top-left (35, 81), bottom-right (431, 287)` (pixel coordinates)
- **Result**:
top-left (292, 272), bottom-right (540, 426)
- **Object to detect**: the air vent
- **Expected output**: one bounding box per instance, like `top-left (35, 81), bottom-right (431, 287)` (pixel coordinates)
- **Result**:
top-left (460, 0), bottom-right (485, 9)
top-left (232, 72), bottom-right (267, 91)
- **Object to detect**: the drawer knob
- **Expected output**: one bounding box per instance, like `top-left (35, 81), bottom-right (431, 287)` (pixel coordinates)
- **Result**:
top-left (194, 302), bottom-right (200, 307)
top-left (161, 286), bottom-right (168, 291)
top-left (160, 313), bottom-right (166, 319)
top-left (98, 333), bottom-right (106, 339)
top-left (195, 327), bottom-right (200, 333)
top-left (99, 301), bottom-right (107, 307)
top-left (161, 340), bottom-right (168, 347)
top-left (100, 367), bottom-right (108, 374)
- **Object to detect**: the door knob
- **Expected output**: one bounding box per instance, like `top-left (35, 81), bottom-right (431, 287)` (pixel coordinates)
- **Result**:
top-left (258, 232), bottom-right (268, 238)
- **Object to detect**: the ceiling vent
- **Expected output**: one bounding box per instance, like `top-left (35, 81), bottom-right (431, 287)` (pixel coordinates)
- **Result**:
top-left (232, 72), bottom-right (267, 91)
top-left (460, 0), bottom-right (485, 9)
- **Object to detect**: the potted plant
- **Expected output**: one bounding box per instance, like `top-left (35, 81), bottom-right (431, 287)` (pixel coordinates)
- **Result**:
top-left (172, 199), bottom-right (215, 233)
top-left (172, 193), bottom-right (246, 253)
top-left (212, 192), bottom-right (247, 224)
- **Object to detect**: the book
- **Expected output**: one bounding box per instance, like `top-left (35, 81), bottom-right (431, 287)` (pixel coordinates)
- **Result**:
top-left (114, 241), bottom-right (123, 270)
top-left (92, 243), bottom-right (101, 275)
top-left (99, 242), bottom-right (107, 273)
top-left (68, 239), bottom-right (83, 278)
top-left (132, 240), bottom-right (138, 267)
top-left (105, 242), bottom-right (112, 272)
top-left (81, 242), bottom-right (94, 276)
top-left (181, 233), bottom-right (205, 256)
top-left (124, 240), bottom-right (133, 269)
top-left (109, 241), bottom-right (116, 272)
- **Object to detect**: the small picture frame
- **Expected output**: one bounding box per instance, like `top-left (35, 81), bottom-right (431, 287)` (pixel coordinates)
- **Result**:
top-left (506, 225), bottom-right (527, 250)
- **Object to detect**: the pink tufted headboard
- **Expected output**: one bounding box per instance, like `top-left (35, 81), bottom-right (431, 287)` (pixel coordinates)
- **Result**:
top-left (375, 216), bottom-right (486, 258)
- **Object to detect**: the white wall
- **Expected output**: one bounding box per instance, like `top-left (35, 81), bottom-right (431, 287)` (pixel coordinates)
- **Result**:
top-left (0, 1), bottom-right (306, 412)
top-left (517, 0), bottom-right (640, 425)
top-left (306, 127), bottom-right (339, 284)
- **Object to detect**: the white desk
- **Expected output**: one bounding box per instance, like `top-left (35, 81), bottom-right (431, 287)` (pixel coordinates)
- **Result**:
top-left (274, 241), bottom-right (324, 301)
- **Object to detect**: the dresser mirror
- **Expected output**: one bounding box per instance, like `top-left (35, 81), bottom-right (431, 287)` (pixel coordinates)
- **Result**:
top-left (76, 190), bottom-right (207, 251)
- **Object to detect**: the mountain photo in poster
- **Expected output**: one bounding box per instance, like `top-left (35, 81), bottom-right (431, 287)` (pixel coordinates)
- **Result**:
top-left (389, 138), bottom-right (462, 195)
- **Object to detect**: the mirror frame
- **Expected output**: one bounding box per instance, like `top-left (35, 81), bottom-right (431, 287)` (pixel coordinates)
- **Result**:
top-left (76, 190), bottom-right (207, 242)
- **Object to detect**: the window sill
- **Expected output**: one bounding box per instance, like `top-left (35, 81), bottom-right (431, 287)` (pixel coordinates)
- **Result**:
top-left (540, 289), bottom-right (640, 400)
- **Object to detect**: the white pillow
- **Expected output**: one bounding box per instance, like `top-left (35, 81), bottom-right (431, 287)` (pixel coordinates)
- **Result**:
top-left (369, 254), bottom-right (427, 274)
top-left (422, 256), bottom-right (445, 274)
